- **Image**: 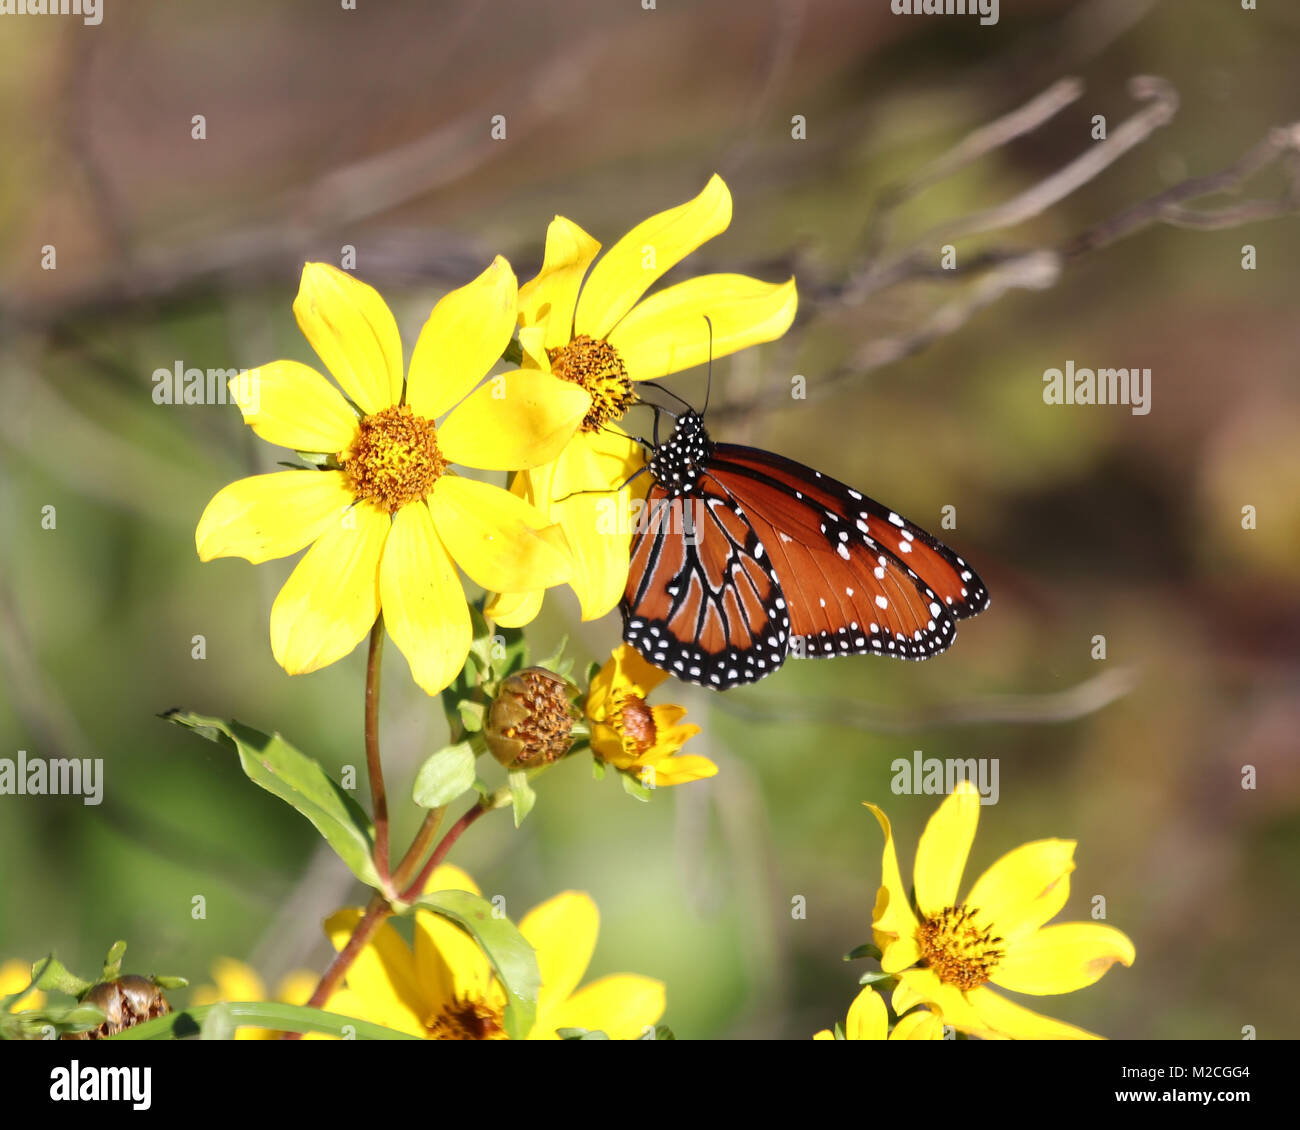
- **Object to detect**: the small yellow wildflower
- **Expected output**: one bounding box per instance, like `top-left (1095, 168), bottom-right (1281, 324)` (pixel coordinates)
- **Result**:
top-left (489, 174), bottom-right (798, 625)
top-left (867, 780), bottom-right (1135, 1039)
top-left (813, 985), bottom-right (945, 1040)
top-left (196, 259), bottom-right (584, 695)
top-left (320, 864), bottom-right (665, 1040)
top-left (585, 644), bottom-right (715, 787)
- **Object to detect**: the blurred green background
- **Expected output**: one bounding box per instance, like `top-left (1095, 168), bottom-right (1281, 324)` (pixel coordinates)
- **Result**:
top-left (2, 0), bottom-right (1298, 1039)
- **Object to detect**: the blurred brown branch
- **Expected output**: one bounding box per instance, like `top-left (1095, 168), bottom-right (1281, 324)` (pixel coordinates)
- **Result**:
top-left (711, 666), bottom-right (1140, 733)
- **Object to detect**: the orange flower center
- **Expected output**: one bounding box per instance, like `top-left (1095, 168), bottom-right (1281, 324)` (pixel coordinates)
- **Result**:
top-left (340, 405), bottom-right (445, 513)
top-left (547, 335), bottom-right (634, 432)
top-left (424, 996), bottom-right (507, 1040)
top-left (917, 905), bottom-right (1004, 991)
top-left (616, 692), bottom-right (657, 756)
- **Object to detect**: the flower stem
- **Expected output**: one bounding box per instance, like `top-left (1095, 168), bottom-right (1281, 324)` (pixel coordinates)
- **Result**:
top-left (389, 807), bottom-right (445, 894)
top-left (365, 616), bottom-right (390, 887)
top-left (282, 893), bottom-right (390, 1039)
top-left (400, 802), bottom-right (491, 902)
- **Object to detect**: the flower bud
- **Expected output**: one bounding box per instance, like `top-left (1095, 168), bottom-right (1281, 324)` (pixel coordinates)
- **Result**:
top-left (64, 975), bottom-right (171, 1039)
top-left (486, 667), bottom-right (578, 770)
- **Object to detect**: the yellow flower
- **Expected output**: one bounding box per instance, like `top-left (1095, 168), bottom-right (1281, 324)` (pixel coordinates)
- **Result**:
top-left (196, 259), bottom-right (586, 695)
top-left (812, 986), bottom-right (945, 1040)
top-left (320, 864), bottom-right (665, 1040)
top-left (191, 957), bottom-right (320, 1040)
top-left (1, 958), bottom-right (45, 1012)
top-left (867, 780), bottom-right (1136, 1039)
top-left (584, 644), bottom-right (715, 787)
top-left (488, 174), bottom-right (798, 625)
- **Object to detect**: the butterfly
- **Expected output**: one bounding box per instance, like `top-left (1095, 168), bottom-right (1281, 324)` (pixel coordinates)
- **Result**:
top-left (620, 409), bottom-right (990, 689)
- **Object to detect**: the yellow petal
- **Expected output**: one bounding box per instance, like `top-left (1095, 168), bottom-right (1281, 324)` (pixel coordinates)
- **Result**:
top-left (293, 262), bottom-right (404, 415)
top-left (895, 969), bottom-right (1003, 1039)
top-left (324, 909), bottom-right (428, 1028)
top-left (967, 985), bottom-right (1104, 1040)
top-left (520, 892), bottom-right (599, 1021)
top-left (438, 369), bottom-right (590, 471)
top-left (640, 754), bottom-right (717, 787)
top-left (518, 216), bottom-right (602, 350)
top-left (914, 779), bottom-right (980, 918)
top-left (864, 802), bottom-right (921, 963)
top-left (575, 174), bottom-right (732, 340)
top-left (274, 970), bottom-right (320, 1005)
top-left (413, 863), bottom-right (491, 1009)
top-left (269, 503), bottom-right (388, 674)
top-left (407, 256), bottom-right (517, 421)
top-left (991, 922), bottom-right (1135, 996)
top-left (608, 274), bottom-right (797, 382)
top-left (547, 429), bottom-right (646, 620)
top-left (533, 974), bottom-right (665, 1041)
top-left (316, 985), bottom-right (426, 1038)
top-left (0, 959), bottom-right (44, 1011)
top-left (429, 475), bottom-right (570, 593)
top-left (964, 839), bottom-right (1077, 945)
top-left (207, 957), bottom-right (267, 1002)
top-left (485, 587), bottom-right (545, 629)
top-left (379, 502), bottom-right (471, 696)
top-left (844, 986), bottom-right (889, 1040)
top-left (230, 360), bottom-right (359, 452)
top-left (891, 1008), bottom-right (946, 1041)
top-left (196, 470), bottom-right (355, 564)
top-left (609, 639), bottom-right (670, 697)
top-left (812, 1029), bottom-right (834, 1040)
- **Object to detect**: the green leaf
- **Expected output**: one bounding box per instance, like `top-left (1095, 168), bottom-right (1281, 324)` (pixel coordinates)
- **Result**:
top-left (639, 1024), bottom-right (676, 1040)
top-left (28, 955), bottom-right (92, 999)
top-left (0, 1001), bottom-right (106, 1041)
top-left (590, 758), bottom-right (607, 781)
top-left (857, 971), bottom-right (896, 987)
top-left (409, 890), bottom-right (539, 1040)
top-left (507, 769), bottom-right (536, 827)
top-left (107, 1003), bottom-right (422, 1041)
top-left (199, 1001), bottom-right (235, 1041)
top-left (413, 741), bottom-right (478, 809)
top-left (844, 943), bottom-right (882, 962)
top-left (164, 710), bottom-right (381, 890)
top-left (833, 1021), bottom-right (846, 1040)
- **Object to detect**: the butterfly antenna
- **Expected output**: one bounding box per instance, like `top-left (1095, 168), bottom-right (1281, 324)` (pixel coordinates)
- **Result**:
top-left (702, 314), bottom-right (714, 418)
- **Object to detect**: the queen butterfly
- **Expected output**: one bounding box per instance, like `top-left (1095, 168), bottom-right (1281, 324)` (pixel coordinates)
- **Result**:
top-left (620, 409), bottom-right (989, 689)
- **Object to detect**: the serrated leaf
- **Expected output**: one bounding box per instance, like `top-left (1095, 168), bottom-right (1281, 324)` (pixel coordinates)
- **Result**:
top-left (507, 769), bottom-right (536, 827)
top-left (412, 742), bottom-right (477, 809)
top-left (164, 710), bottom-right (380, 890)
top-left (409, 890), bottom-right (539, 1040)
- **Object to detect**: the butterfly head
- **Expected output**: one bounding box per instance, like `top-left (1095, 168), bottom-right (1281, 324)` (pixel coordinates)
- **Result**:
top-left (648, 410), bottom-right (713, 496)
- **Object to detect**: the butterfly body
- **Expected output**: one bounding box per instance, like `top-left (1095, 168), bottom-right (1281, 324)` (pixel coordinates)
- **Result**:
top-left (621, 410), bottom-right (989, 689)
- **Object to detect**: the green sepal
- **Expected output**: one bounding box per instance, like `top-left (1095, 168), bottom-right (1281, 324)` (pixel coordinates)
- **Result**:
top-left (857, 970), bottom-right (896, 987)
top-left (621, 771), bottom-right (653, 803)
top-left (844, 943), bottom-right (883, 962)
top-left (508, 769), bottom-right (536, 827)
top-left (100, 940), bottom-right (127, 982)
top-left (27, 955), bottom-right (92, 1000)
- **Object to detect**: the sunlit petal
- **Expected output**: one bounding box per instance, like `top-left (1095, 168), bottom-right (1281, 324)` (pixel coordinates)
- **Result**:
top-left (196, 470), bottom-right (355, 564)
top-left (991, 922), bottom-right (1135, 996)
top-left (438, 369), bottom-right (590, 471)
top-left (519, 216), bottom-right (602, 350)
top-left (914, 779), bottom-right (980, 918)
